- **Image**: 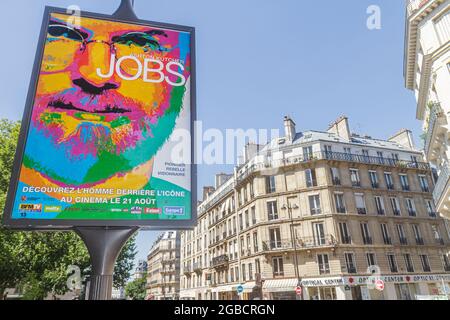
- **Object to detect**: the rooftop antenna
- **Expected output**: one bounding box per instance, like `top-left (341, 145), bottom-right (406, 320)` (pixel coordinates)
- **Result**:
top-left (113, 0), bottom-right (138, 20)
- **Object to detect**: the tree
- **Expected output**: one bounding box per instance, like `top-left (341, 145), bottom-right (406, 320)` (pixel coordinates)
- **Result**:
top-left (0, 119), bottom-right (137, 299)
top-left (125, 273), bottom-right (147, 300)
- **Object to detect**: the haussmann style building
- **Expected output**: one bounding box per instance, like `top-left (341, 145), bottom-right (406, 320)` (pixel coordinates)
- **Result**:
top-left (179, 116), bottom-right (450, 300)
top-left (146, 231), bottom-right (181, 300)
top-left (404, 0), bottom-right (449, 219)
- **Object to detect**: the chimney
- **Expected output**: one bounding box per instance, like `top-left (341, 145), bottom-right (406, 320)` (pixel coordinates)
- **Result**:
top-left (215, 173), bottom-right (232, 189)
top-left (388, 129), bottom-right (415, 149)
top-left (327, 115), bottom-right (351, 141)
top-left (284, 116), bottom-right (296, 142)
top-left (202, 186), bottom-right (215, 201)
top-left (243, 142), bottom-right (262, 163)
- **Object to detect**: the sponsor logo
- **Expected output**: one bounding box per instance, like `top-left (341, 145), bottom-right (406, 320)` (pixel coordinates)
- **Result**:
top-left (122, 208), bottom-right (129, 212)
top-left (19, 204), bottom-right (42, 213)
top-left (110, 208), bottom-right (122, 213)
top-left (164, 206), bottom-right (184, 215)
top-left (44, 205), bottom-right (62, 213)
top-left (21, 196), bottom-right (40, 201)
top-left (131, 207), bottom-right (142, 214)
top-left (144, 208), bottom-right (161, 214)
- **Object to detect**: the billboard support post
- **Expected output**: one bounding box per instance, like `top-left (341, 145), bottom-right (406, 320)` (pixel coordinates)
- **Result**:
top-left (113, 0), bottom-right (138, 20)
top-left (75, 226), bottom-right (139, 300)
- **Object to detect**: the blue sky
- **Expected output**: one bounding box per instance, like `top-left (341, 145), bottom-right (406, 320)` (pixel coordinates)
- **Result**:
top-left (0, 0), bottom-right (421, 271)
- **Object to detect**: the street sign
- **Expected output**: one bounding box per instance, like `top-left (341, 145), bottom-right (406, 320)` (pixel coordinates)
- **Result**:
top-left (295, 286), bottom-right (302, 295)
top-left (375, 279), bottom-right (385, 291)
top-left (237, 285), bottom-right (244, 294)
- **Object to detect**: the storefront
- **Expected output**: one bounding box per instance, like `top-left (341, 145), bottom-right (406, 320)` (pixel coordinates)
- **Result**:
top-left (262, 278), bottom-right (298, 300)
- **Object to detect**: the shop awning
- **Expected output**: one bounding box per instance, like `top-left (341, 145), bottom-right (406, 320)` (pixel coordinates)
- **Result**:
top-left (263, 278), bottom-right (297, 292)
top-left (179, 289), bottom-right (196, 298)
top-left (216, 284), bottom-right (235, 292)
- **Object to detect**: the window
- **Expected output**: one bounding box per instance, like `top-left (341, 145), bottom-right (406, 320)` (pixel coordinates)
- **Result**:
top-left (309, 194), bottom-right (322, 215)
top-left (360, 222), bottom-right (372, 244)
top-left (403, 254), bottom-right (414, 272)
top-left (405, 198), bottom-right (416, 216)
top-left (355, 193), bottom-right (366, 214)
top-left (248, 263), bottom-right (253, 280)
top-left (244, 210), bottom-right (249, 228)
top-left (369, 171), bottom-right (379, 188)
top-left (266, 176), bottom-right (276, 194)
top-left (230, 268), bottom-right (235, 282)
top-left (399, 174), bottom-right (410, 191)
top-left (318, 254), bottom-right (330, 274)
top-left (377, 151), bottom-right (384, 164)
top-left (384, 172), bottom-right (394, 190)
top-left (442, 254), bottom-right (450, 272)
top-left (339, 222), bottom-right (351, 244)
top-left (334, 193), bottom-right (346, 213)
top-left (330, 167), bottom-right (341, 185)
top-left (426, 200), bottom-right (436, 217)
top-left (253, 232), bottom-right (259, 253)
top-left (251, 206), bottom-right (257, 224)
top-left (350, 169), bottom-right (361, 187)
top-left (390, 197), bottom-right (401, 216)
top-left (387, 254), bottom-right (398, 273)
top-left (345, 253), bottom-right (356, 273)
top-left (269, 228), bottom-right (282, 249)
top-left (239, 213), bottom-right (243, 231)
top-left (305, 168), bottom-right (317, 187)
top-left (374, 196), bottom-right (385, 215)
top-left (362, 149), bottom-right (370, 158)
top-left (313, 223), bottom-right (326, 245)
top-left (303, 145), bottom-right (314, 159)
top-left (249, 181), bottom-right (254, 198)
top-left (418, 175), bottom-right (429, 192)
top-left (272, 256), bottom-right (284, 277)
top-left (431, 225), bottom-right (443, 245)
top-left (242, 264), bottom-right (246, 282)
top-left (324, 145), bottom-right (332, 154)
top-left (267, 201), bottom-right (278, 220)
top-left (255, 259), bottom-right (261, 274)
top-left (419, 255), bottom-right (431, 272)
top-left (381, 223), bottom-right (392, 245)
top-left (344, 147), bottom-right (351, 154)
top-left (397, 224), bottom-right (407, 245)
top-left (366, 253), bottom-right (377, 267)
top-left (412, 224), bottom-right (423, 245)
top-left (246, 234), bottom-right (251, 254)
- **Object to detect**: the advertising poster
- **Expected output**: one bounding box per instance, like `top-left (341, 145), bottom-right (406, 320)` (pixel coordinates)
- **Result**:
top-left (5, 9), bottom-right (195, 226)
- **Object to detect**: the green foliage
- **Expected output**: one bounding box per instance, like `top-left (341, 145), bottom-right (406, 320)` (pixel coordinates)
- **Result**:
top-left (125, 274), bottom-right (147, 300)
top-left (0, 119), bottom-right (137, 299)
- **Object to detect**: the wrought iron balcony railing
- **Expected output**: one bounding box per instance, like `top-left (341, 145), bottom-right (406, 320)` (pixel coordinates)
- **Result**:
top-left (424, 103), bottom-right (444, 155)
top-left (433, 164), bottom-right (450, 207)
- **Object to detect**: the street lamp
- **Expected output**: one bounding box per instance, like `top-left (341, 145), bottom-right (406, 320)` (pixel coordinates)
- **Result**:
top-left (281, 203), bottom-right (303, 300)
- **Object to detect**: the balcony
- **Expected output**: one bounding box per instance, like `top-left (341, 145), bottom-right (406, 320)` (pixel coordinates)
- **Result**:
top-left (262, 235), bottom-right (338, 252)
top-left (421, 186), bottom-right (430, 193)
top-left (386, 183), bottom-right (395, 190)
top-left (234, 151), bottom-right (430, 188)
top-left (399, 237), bottom-right (408, 245)
top-left (425, 103), bottom-right (446, 159)
top-left (435, 238), bottom-right (445, 245)
top-left (336, 206), bottom-right (346, 214)
top-left (371, 182), bottom-right (379, 189)
top-left (332, 177), bottom-right (341, 186)
top-left (383, 237), bottom-right (392, 245)
top-left (402, 185), bottom-right (410, 191)
top-left (377, 209), bottom-right (385, 216)
top-left (183, 265), bottom-right (192, 276)
top-left (193, 263), bottom-right (202, 274)
top-left (363, 236), bottom-right (373, 245)
top-left (408, 210), bottom-right (417, 217)
top-left (341, 236), bottom-right (352, 244)
top-left (352, 181), bottom-right (361, 187)
top-left (347, 266), bottom-right (357, 274)
top-left (357, 208), bottom-right (367, 215)
top-left (433, 164), bottom-right (450, 213)
top-left (428, 212), bottom-right (437, 218)
top-left (393, 209), bottom-right (401, 216)
top-left (211, 254), bottom-right (229, 269)
top-left (415, 238), bottom-right (425, 245)
top-left (444, 265), bottom-right (450, 272)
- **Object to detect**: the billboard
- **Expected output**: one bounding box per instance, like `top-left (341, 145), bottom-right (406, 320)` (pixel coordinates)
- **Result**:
top-left (3, 7), bottom-right (196, 228)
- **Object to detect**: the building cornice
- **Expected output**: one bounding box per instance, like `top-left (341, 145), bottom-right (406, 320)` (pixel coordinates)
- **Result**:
top-left (404, 0), bottom-right (447, 90)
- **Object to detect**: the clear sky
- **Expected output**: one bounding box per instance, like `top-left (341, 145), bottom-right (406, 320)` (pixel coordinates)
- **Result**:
top-left (0, 0), bottom-right (421, 271)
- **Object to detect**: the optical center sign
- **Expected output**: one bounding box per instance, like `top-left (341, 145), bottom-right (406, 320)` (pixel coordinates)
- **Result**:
top-left (4, 7), bottom-right (196, 228)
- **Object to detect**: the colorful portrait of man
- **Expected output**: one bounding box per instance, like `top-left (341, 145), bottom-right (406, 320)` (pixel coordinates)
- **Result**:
top-left (12, 12), bottom-right (192, 221)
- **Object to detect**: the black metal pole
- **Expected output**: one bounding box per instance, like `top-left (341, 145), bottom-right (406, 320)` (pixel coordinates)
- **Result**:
top-left (76, 227), bottom-right (138, 300)
top-left (113, 0), bottom-right (138, 20)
